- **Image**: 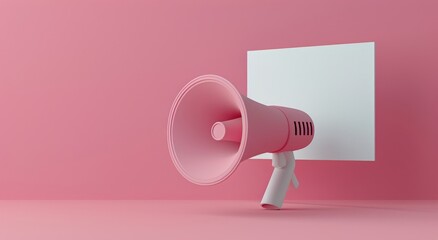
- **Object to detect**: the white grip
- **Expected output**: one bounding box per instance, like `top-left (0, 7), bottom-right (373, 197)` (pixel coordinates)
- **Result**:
top-left (260, 151), bottom-right (298, 209)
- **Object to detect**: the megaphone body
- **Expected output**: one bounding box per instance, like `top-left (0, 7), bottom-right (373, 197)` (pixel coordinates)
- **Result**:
top-left (168, 75), bottom-right (314, 209)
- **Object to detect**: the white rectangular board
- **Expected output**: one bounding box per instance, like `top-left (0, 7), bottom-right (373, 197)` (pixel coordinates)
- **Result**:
top-left (248, 42), bottom-right (375, 161)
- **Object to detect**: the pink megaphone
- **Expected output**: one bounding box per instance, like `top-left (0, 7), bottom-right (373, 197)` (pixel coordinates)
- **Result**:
top-left (168, 75), bottom-right (314, 209)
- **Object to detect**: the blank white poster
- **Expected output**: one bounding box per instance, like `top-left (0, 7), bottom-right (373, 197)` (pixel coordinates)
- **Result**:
top-left (248, 42), bottom-right (375, 161)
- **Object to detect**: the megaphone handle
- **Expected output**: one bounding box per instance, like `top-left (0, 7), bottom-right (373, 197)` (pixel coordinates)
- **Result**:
top-left (260, 151), bottom-right (298, 209)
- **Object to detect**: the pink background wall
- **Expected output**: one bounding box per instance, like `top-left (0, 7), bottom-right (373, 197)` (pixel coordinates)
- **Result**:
top-left (1, 0), bottom-right (437, 200)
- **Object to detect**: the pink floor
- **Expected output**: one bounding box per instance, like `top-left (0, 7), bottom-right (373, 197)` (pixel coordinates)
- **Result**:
top-left (1, 200), bottom-right (437, 239)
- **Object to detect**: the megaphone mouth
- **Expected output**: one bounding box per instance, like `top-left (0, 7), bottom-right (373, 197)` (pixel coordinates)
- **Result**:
top-left (168, 75), bottom-right (248, 185)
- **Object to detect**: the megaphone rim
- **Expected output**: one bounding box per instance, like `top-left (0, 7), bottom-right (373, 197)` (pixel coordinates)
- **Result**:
top-left (167, 74), bottom-right (248, 185)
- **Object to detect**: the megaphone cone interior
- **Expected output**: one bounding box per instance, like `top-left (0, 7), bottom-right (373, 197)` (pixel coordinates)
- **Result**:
top-left (168, 75), bottom-right (249, 185)
top-left (168, 75), bottom-right (314, 187)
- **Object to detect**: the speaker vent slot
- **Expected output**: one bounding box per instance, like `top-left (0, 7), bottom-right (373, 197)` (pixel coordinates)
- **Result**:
top-left (310, 122), bottom-right (313, 135)
top-left (294, 121), bottom-right (297, 135)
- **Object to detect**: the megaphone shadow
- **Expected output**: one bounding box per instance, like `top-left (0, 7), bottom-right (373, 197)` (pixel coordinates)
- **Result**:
top-left (197, 201), bottom-right (421, 219)
top-left (198, 202), bottom-right (345, 219)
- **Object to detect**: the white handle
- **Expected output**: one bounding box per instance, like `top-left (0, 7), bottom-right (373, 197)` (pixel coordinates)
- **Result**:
top-left (260, 151), bottom-right (298, 209)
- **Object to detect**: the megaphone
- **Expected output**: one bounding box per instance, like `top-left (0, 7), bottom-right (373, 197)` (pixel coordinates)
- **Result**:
top-left (168, 75), bottom-right (314, 209)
